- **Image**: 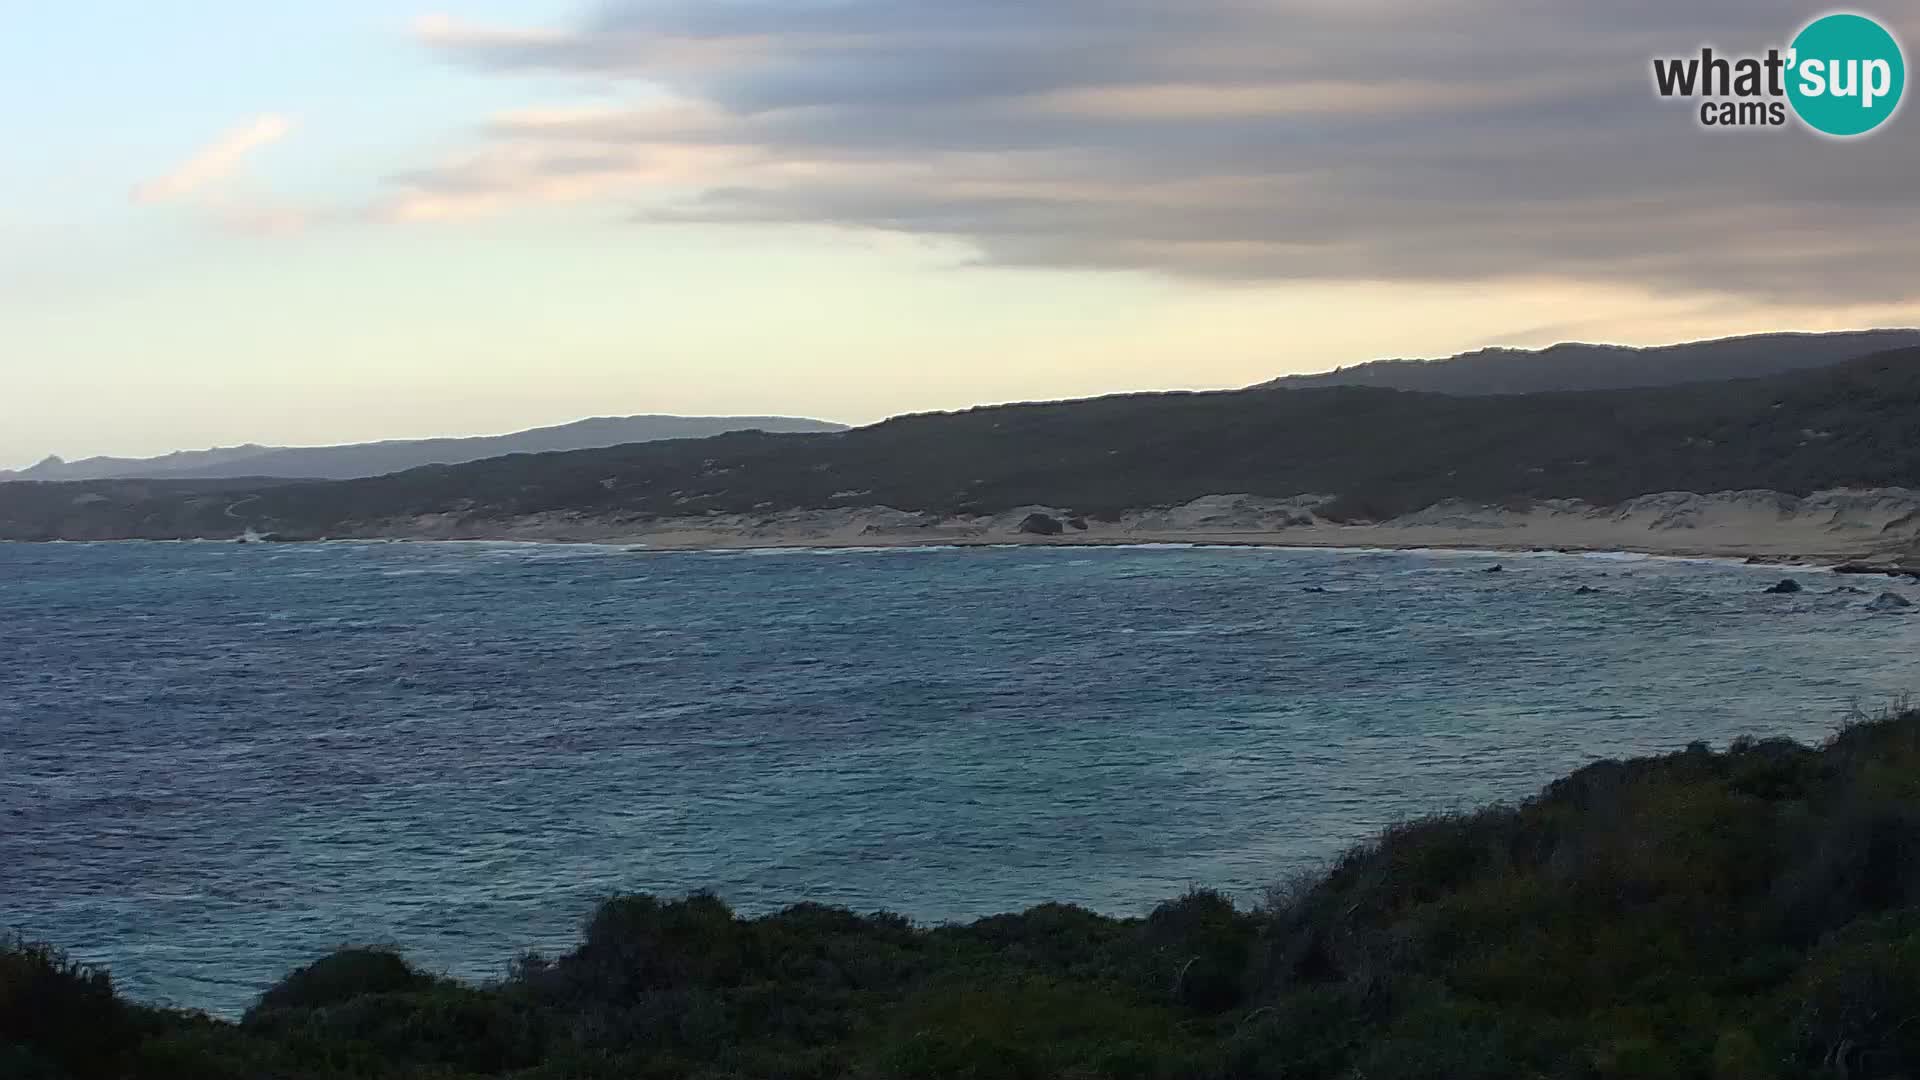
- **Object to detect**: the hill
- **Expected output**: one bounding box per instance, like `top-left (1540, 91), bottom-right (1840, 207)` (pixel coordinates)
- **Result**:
top-left (1260, 329), bottom-right (1920, 395)
top-left (14, 707), bottom-right (1920, 1078)
top-left (0, 415), bottom-right (848, 483)
top-left (7, 347), bottom-right (1920, 541)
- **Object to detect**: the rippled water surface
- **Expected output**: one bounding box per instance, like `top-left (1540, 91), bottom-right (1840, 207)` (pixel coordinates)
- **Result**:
top-left (3, 540), bottom-right (1916, 1014)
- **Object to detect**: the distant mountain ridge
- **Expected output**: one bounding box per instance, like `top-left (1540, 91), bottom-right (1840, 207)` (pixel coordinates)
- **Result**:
top-left (1259, 329), bottom-right (1920, 395)
top-left (1, 415), bottom-right (849, 482)
top-left (10, 344), bottom-right (1920, 542)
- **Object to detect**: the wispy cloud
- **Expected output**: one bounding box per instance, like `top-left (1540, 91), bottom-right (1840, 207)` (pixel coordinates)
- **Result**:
top-left (133, 115), bottom-right (293, 206)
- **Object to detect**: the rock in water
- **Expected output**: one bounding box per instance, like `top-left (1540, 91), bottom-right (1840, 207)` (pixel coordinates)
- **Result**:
top-left (1017, 513), bottom-right (1065, 537)
top-left (1764, 579), bottom-right (1802, 594)
top-left (1867, 592), bottom-right (1913, 612)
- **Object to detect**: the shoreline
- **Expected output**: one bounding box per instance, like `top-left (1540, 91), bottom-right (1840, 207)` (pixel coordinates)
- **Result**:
top-left (15, 488), bottom-right (1920, 575)
top-left (318, 490), bottom-right (1920, 571)
top-left (613, 531), bottom-right (1850, 565)
top-left (21, 529), bottom-right (1852, 566)
top-left (191, 528), bottom-right (1904, 577)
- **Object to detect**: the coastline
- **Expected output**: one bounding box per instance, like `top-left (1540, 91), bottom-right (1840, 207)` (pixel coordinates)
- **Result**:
top-left (15, 488), bottom-right (1920, 574)
top-left (617, 530), bottom-right (1846, 563)
top-left (26, 530), bottom-right (1884, 566)
top-left (318, 489), bottom-right (1920, 572)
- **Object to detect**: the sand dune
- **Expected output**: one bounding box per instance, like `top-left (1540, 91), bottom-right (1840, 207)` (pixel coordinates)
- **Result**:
top-left (363, 489), bottom-right (1920, 568)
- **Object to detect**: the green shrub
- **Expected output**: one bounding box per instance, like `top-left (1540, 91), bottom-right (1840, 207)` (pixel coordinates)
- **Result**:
top-left (287, 986), bottom-right (546, 1073)
top-left (1789, 913), bottom-right (1920, 1076)
top-left (865, 977), bottom-right (1189, 1080)
top-left (0, 938), bottom-right (136, 1078)
top-left (951, 902), bottom-right (1134, 980)
top-left (1142, 890), bottom-right (1255, 1012)
top-left (1770, 798), bottom-right (1920, 943)
top-left (0, 1044), bottom-right (64, 1080)
top-left (1710, 1027), bottom-right (1779, 1080)
top-left (247, 947), bottom-right (431, 1017)
top-left (128, 1021), bottom-right (302, 1080)
top-left (1203, 984), bottom-right (1368, 1079)
top-left (543, 892), bottom-right (745, 1003)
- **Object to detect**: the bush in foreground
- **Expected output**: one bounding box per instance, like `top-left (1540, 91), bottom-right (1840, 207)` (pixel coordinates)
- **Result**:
top-left (20, 710), bottom-right (1920, 1077)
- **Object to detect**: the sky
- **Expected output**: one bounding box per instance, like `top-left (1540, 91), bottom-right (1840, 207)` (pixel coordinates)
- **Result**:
top-left (5, 0), bottom-right (1920, 467)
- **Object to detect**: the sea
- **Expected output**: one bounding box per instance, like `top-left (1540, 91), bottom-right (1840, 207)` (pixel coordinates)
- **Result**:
top-left (2, 539), bottom-right (1916, 1016)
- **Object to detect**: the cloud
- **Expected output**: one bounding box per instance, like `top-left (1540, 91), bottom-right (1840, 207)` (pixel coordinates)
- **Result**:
top-left (399, 1), bottom-right (1920, 303)
top-left (134, 115), bottom-right (294, 205)
top-left (212, 201), bottom-right (318, 235)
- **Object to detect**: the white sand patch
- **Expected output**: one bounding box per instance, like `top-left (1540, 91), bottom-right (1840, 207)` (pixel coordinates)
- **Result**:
top-left (344, 489), bottom-right (1920, 565)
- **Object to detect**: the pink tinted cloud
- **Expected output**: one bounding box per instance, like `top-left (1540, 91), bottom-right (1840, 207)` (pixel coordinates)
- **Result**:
top-left (133, 115), bottom-right (294, 205)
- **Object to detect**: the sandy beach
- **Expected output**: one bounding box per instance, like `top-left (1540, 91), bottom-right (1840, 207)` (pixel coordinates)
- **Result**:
top-left (348, 488), bottom-right (1920, 569)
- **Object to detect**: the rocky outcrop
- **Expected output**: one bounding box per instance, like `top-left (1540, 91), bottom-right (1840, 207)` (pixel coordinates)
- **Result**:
top-left (1017, 513), bottom-right (1065, 536)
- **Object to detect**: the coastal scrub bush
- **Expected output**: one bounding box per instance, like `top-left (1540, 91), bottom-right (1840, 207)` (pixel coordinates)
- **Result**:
top-left (864, 976), bottom-right (1192, 1080)
top-left (35, 706), bottom-right (1920, 1078)
top-left (247, 947), bottom-right (432, 1017)
top-left (1141, 890), bottom-right (1256, 1012)
top-left (945, 902), bottom-right (1136, 985)
top-left (1789, 913), bottom-right (1920, 1076)
top-left (537, 891), bottom-right (746, 1002)
top-left (250, 985), bottom-right (548, 1074)
top-left (0, 938), bottom-right (136, 1078)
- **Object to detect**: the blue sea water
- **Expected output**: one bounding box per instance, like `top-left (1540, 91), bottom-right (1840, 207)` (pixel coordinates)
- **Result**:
top-left (2, 540), bottom-right (1916, 1016)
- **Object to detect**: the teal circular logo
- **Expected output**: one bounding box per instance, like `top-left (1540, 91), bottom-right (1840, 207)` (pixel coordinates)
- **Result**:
top-left (1787, 13), bottom-right (1906, 136)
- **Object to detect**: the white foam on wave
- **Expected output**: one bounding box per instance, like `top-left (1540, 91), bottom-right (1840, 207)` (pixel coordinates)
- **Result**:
top-left (685, 544), bottom-right (970, 557)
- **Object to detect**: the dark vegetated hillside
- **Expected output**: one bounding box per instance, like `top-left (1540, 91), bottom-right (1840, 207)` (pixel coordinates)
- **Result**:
top-left (1259, 329), bottom-right (1920, 395)
top-left (18, 708), bottom-right (1920, 1077)
top-left (0, 478), bottom-right (314, 542)
top-left (7, 348), bottom-right (1920, 539)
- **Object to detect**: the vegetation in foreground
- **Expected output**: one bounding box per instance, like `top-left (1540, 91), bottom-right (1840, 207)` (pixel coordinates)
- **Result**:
top-left (16, 710), bottom-right (1920, 1078)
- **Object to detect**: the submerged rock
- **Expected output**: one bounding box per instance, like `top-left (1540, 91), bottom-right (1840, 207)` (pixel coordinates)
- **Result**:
top-left (1867, 592), bottom-right (1913, 612)
top-left (1834, 560), bottom-right (1920, 578)
top-left (1764, 579), bottom-right (1802, 594)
